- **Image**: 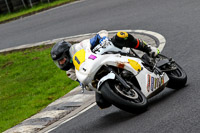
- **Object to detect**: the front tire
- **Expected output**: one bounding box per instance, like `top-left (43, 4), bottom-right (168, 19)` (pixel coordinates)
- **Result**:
top-left (95, 92), bottom-right (112, 109)
top-left (100, 80), bottom-right (148, 114)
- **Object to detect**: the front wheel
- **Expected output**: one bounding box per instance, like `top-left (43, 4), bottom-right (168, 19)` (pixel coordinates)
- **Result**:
top-left (100, 80), bottom-right (148, 114)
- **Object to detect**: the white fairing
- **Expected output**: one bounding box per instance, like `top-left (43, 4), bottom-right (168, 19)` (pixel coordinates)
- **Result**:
top-left (136, 67), bottom-right (169, 97)
top-left (76, 52), bottom-right (142, 84)
top-left (69, 39), bottom-right (91, 58)
top-left (75, 41), bottom-right (169, 98)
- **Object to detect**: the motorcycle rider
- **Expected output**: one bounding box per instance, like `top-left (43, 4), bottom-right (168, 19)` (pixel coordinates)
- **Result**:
top-left (51, 30), bottom-right (159, 81)
top-left (51, 30), bottom-right (159, 109)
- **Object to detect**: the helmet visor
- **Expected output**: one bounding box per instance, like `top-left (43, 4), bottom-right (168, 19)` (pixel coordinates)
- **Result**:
top-left (54, 57), bottom-right (69, 69)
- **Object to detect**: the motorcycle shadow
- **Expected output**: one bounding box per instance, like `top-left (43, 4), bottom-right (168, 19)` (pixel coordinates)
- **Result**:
top-left (90, 87), bottom-right (186, 129)
top-left (147, 87), bottom-right (182, 107)
top-left (93, 108), bottom-right (136, 129)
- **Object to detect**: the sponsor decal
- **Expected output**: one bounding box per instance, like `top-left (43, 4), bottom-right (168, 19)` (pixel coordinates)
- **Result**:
top-left (151, 77), bottom-right (154, 91)
top-left (154, 78), bottom-right (160, 89)
top-left (147, 74), bottom-right (165, 92)
top-left (161, 76), bottom-right (165, 84)
top-left (157, 78), bottom-right (160, 88)
top-left (154, 78), bottom-right (157, 89)
top-left (88, 55), bottom-right (97, 60)
top-left (147, 74), bottom-right (151, 92)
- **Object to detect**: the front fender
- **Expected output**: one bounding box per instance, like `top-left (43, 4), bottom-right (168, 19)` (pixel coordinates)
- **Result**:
top-left (97, 72), bottom-right (115, 91)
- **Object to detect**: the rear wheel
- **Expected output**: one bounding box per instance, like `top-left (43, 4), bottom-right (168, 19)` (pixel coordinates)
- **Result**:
top-left (166, 63), bottom-right (187, 89)
top-left (100, 80), bottom-right (148, 114)
top-left (157, 54), bottom-right (187, 89)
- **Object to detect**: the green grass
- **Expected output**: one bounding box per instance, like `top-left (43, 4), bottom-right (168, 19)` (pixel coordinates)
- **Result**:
top-left (0, 44), bottom-right (79, 132)
top-left (0, 0), bottom-right (76, 23)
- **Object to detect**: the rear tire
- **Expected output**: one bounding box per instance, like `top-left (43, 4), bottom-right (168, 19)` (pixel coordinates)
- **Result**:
top-left (100, 80), bottom-right (148, 114)
top-left (157, 54), bottom-right (187, 89)
top-left (166, 63), bottom-right (187, 89)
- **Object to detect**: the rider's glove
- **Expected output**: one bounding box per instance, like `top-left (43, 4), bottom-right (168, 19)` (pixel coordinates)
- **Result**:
top-left (142, 41), bottom-right (159, 58)
top-left (148, 46), bottom-right (160, 58)
top-left (99, 36), bottom-right (109, 46)
top-left (140, 41), bottom-right (159, 58)
top-left (66, 68), bottom-right (77, 81)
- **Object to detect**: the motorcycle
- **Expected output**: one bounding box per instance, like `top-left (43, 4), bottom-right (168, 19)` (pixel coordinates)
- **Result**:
top-left (73, 41), bottom-right (187, 113)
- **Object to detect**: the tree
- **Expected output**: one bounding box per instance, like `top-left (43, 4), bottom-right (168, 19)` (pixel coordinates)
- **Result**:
top-left (21, 0), bottom-right (27, 8)
top-left (4, 0), bottom-right (11, 13)
top-left (28, 0), bottom-right (33, 7)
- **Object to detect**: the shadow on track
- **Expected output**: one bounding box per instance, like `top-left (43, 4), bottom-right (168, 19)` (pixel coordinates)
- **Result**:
top-left (148, 85), bottom-right (188, 107)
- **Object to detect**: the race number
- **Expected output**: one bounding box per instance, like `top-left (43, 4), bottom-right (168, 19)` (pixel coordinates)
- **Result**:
top-left (73, 49), bottom-right (86, 70)
top-left (128, 59), bottom-right (142, 72)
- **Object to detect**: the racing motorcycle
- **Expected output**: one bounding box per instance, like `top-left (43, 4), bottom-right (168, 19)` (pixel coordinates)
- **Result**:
top-left (73, 41), bottom-right (187, 113)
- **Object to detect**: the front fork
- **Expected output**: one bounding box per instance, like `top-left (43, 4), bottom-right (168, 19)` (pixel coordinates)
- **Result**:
top-left (105, 66), bottom-right (131, 89)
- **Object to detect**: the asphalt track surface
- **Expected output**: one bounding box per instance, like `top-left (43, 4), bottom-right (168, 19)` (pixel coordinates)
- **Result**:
top-left (1, 0), bottom-right (200, 133)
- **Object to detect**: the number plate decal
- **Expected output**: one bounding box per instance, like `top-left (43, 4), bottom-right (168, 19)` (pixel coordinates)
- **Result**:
top-left (128, 59), bottom-right (141, 72)
top-left (73, 49), bottom-right (86, 70)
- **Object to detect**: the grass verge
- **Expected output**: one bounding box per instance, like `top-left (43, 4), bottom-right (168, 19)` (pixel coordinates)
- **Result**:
top-left (0, 0), bottom-right (77, 24)
top-left (0, 44), bottom-right (79, 132)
